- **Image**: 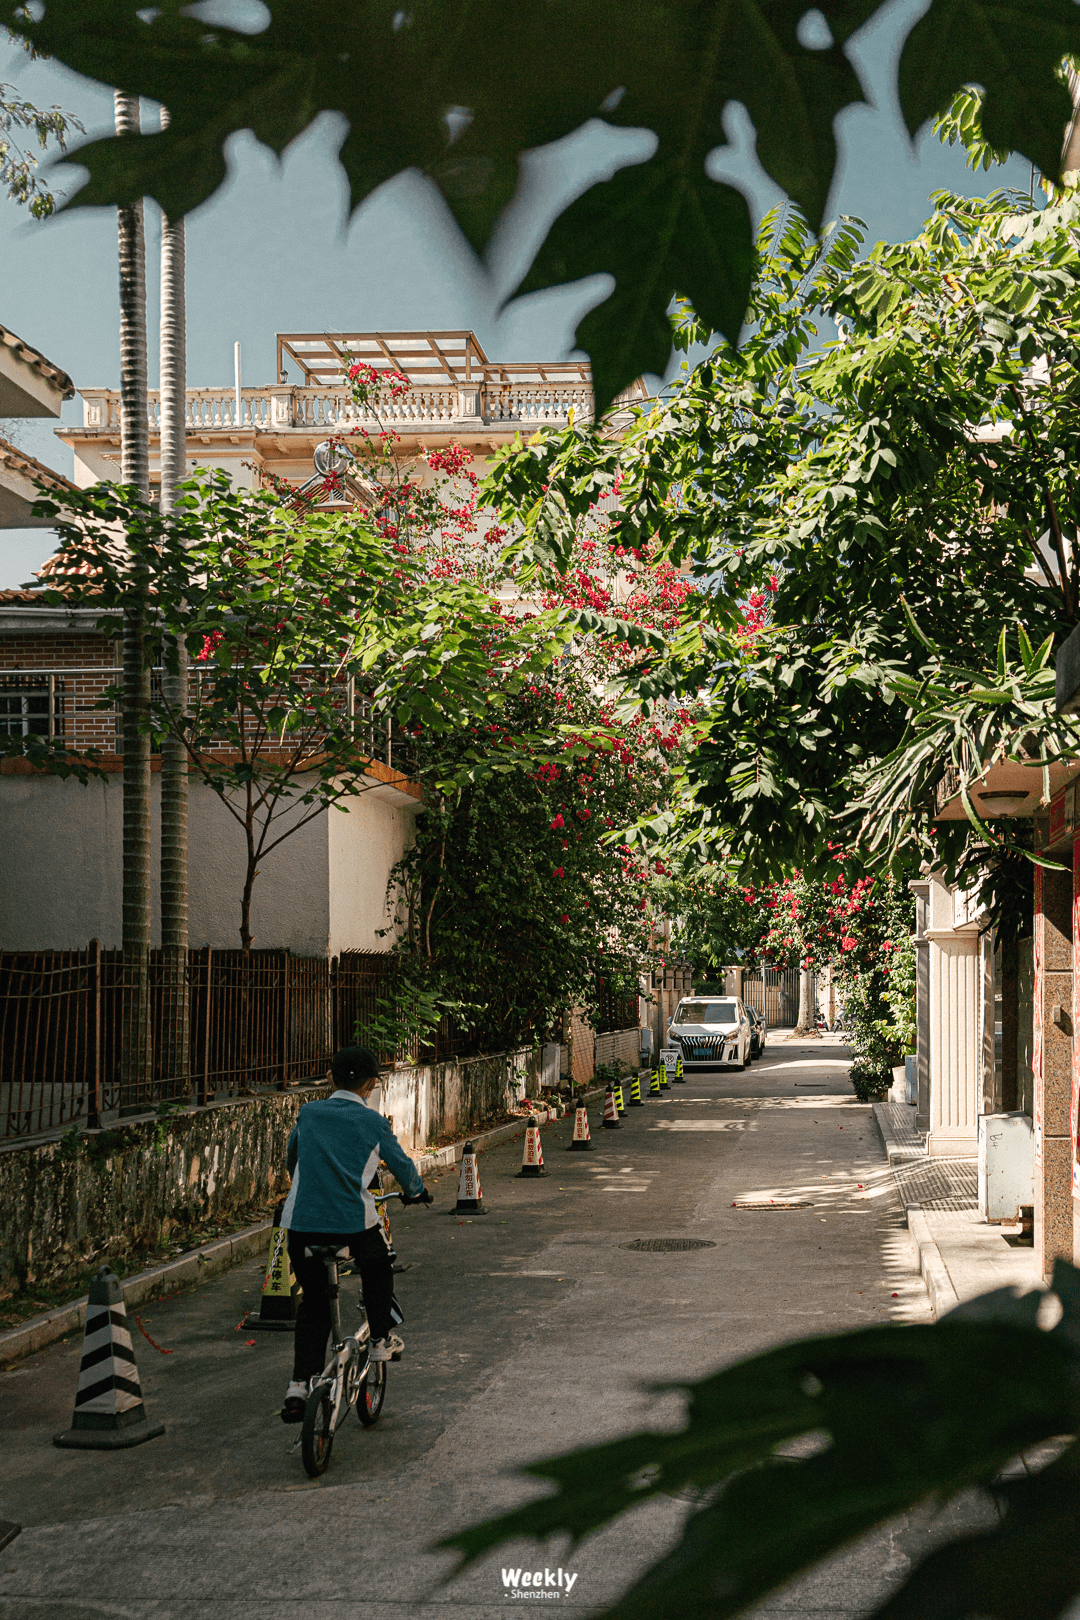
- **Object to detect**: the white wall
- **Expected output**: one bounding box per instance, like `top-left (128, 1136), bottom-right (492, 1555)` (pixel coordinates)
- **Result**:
top-left (0, 772), bottom-right (330, 953)
top-left (326, 782), bottom-right (419, 955)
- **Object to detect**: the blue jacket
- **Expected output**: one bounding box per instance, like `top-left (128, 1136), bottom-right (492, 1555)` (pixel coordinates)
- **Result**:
top-left (282, 1090), bottom-right (424, 1233)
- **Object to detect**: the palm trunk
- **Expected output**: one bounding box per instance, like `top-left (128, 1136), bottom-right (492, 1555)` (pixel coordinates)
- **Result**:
top-left (116, 89), bottom-right (153, 1114)
top-left (158, 102), bottom-right (190, 1096)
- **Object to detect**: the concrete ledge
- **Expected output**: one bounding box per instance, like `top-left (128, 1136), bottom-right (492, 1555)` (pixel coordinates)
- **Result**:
top-left (872, 1101), bottom-right (926, 1166)
top-left (0, 1217), bottom-right (274, 1367)
top-left (907, 1204), bottom-right (960, 1319)
top-left (0, 1089), bottom-right (606, 1365)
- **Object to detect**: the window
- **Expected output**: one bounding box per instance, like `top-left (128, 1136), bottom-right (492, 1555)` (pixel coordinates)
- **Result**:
top-left (0, 676), bottom-right (63, 738)
top-left (673, 1000), bottom-right (738, 1026)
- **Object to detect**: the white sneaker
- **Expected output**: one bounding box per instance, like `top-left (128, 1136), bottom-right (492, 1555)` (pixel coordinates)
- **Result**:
top-left (281, 1380), bottom-right (309, 1424)
top-left (369, 1333), bottom-right (404, 1363)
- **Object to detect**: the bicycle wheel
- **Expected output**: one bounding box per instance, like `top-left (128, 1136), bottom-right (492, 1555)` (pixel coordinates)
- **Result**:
top-left (301, 1383), bottom-right (335, 1477)
top-left (357, 1359), bottom-right (386, 1427)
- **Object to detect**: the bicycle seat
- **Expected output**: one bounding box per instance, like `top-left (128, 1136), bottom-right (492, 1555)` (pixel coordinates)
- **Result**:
top-left (304, 1244), bottom-right (351, 1260)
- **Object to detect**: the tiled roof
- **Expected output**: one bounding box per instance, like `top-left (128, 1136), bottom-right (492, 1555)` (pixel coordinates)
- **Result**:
top-left (0, 434), bottom-right (78, 493)
top-left (0, 325), bottom-right (75, 399)
top-left (0, 589), bottom-right (45, 603)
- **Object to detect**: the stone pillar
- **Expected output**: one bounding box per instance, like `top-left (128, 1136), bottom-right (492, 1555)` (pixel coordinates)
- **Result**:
top-left (911, 880), bottom-right (931, 1134)
top-left (1034, 859), bottom-right (1073, 1281)
top-left (925, 876), bottom-right (979, 1156)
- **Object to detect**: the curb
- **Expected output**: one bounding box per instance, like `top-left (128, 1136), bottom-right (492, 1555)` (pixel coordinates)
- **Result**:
top-left (0, 1218), bottom-right (274, 1367)
top-left (906, 1204), bottom-right (960, 1318)
top-left (0, 1086), bottom-right (607, 1365)
top-left (872, 1101), bottom-right (926, 1166)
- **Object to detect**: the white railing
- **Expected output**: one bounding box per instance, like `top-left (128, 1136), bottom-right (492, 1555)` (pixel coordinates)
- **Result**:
top-left (78, 379), bottom-right (644, 433)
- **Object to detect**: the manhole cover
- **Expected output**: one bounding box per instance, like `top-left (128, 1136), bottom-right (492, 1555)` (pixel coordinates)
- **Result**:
top-left (619, 1237), bottom-right (717, 1252)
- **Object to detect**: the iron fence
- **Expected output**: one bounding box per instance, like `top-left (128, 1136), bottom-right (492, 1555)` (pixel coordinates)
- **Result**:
top-left (0, 944), bottom-right (402, 1140)
top-left (739, 967), bottom-right (803, 1029)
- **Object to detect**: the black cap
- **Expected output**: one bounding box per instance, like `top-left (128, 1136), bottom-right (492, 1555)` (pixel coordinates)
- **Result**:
top-left (332, 1046), bottom-right (380, 1086)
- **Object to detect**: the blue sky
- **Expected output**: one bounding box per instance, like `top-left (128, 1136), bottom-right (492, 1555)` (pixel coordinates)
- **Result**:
top-left (0, 0), bottom-right (1029, 586)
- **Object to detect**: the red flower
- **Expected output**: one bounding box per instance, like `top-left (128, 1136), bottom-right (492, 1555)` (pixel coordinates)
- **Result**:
top-left (558, 913), bottom-right (570, 924)
top-left (550, 814), bottom-right (565, 830)
top-left (553, 866), bottom-right (564, 877)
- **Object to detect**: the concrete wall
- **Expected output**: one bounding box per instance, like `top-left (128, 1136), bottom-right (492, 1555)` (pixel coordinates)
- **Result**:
top-left (0, 769), bottom-right (418, 955)
top-left (378, 1045), bottom-right (548, 1155)
top-left (1, 1046), bottom-right (548, 1296)
top-left (0, 1085), bottom-right (324, 1296)
top-left (327, 784), bottom-right (418, 953)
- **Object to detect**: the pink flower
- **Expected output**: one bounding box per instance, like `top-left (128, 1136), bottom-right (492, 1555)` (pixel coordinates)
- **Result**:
top-left (841, 936), bottom-right (857, 952)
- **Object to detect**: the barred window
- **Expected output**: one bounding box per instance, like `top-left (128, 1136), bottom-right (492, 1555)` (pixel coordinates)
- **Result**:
top-left (0, 675), bottom-right (64, 738)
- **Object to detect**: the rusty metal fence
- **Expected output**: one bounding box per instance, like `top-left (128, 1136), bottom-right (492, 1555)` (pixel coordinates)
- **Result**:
top-left (0, 945), bottom-right (401, 1140)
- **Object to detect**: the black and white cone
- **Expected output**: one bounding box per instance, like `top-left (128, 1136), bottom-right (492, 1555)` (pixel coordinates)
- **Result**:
top-left (54, 1267), bottom-right (164, 1450)
top-left (453, 1141), bottom-right (487, 1213)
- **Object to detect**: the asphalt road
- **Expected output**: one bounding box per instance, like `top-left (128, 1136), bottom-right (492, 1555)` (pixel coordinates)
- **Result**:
top-left (1, 1038), bottom-right (966, 1620)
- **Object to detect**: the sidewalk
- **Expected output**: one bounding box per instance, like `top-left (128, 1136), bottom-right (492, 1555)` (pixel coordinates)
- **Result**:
top-left (874, 1100), bottom-right (1041, 1316)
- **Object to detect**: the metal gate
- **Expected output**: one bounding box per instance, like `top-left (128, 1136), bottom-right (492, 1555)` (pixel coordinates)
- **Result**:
top-left (739, 968), bottom-right (807, 1030)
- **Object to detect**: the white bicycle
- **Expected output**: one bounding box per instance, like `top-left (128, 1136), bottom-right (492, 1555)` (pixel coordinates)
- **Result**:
top-left (300, 1189), bottom-right (429, 1478)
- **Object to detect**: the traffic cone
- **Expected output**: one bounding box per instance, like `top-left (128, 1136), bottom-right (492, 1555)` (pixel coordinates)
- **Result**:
top-left (674, 1051), bottom-right (685, 1083)
top-left (648, 1068), bottom-right (662, 1097)
top-left (53, 1267), bottom-right (164, 1450)
top-left (567, 1097), bottom-right (592, 1150)
top-left (453, 1141), bottom-right (487, 1213)
top-left (516, 1118), bottom-right (545, 1177)
top-left (602, 1086), bottom-right (622, 1129)
top-left (627, 1075), bottom-right (645, 1107)
top-left (614, 1080), bottom-right (626, 1115)
top-left (658, 1062), bottom-right (671, 1091)
top-left (245, 1201), bottom-right (298, 1329)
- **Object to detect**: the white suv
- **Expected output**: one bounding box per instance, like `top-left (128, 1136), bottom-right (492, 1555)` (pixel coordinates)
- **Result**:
top-left (668, 997), bottom-right (752, 1071)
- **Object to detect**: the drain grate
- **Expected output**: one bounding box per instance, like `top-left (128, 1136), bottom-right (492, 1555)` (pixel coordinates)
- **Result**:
top-left (733, 1200), bottom-right (814, 1210)
top-left (620, 1237), bottom-right (717, 1252)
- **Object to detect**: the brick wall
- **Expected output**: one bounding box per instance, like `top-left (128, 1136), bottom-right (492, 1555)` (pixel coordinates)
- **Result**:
top-left (0, 629), bottom-right (119, 754)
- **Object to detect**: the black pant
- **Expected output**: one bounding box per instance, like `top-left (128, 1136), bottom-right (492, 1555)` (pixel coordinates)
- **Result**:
top-left (287, 1226), bottom-right (396, 1384)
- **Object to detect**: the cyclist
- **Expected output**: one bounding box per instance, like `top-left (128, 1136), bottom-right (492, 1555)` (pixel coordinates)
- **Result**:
top-left (279, 1044), bottom-right (432, 1423)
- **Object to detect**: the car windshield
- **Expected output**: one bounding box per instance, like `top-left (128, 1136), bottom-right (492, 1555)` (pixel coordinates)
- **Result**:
top-left (674, 1001), bottom-right (738, 1026)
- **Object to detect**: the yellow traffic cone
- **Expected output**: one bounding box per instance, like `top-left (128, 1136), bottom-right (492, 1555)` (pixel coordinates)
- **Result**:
top-left (516, 1118), bottom-right (545, 1177)
top-left (454, 1141), bottom-right (487, 1213)
top-left (614, 1080), bottom-right (626, 1115)
top-left (674, 1051), bottom-right (685, 1082)
top-left (54, 1267), bottom-right (164, 1450)
top-left (567, 1097), bottom-right (592, 1150)
top-left (648, 1068), bottom-right (662, 1097)
top-left (246, 1200), bottom-right (297, 1329)
top-left (658, 1061), bottom-right (671, 1090)
top-left (627, 1075), bottom-right (645, 1107)
top-left (602, 1085), bottom-right (622, 1129)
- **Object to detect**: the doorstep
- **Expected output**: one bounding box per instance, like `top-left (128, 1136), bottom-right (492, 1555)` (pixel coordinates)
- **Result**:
top-left (0, 1085), bottom-right (606, 1365)
top-left (874, 1103), bottom-right (1041, 1317)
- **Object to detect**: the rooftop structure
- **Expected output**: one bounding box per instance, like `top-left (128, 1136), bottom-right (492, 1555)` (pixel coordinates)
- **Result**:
top-left (59, 329), bottom-right (646, 498)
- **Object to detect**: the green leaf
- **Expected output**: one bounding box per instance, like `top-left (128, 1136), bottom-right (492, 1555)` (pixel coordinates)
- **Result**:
top-left (515, 156), bottom-right (754, 415)
top-left (440, 1304), bottom-right (1080, 1620)
top-left (898, 0), bottom-right (1080, 183)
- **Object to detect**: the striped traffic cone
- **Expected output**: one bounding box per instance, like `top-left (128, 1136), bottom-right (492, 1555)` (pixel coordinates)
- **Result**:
top-left (453, 1141), bottom-right (487, 1213)
top-left (658, 1062), bottom-right (671, 1091)
top-left (674, 1051), bottom-right (685, 1083)
top-left (516, 1118), bottom-right (545, 1177)
top-left (614, 1080), bottom-right (626, 1115)
top-left (53, 1267), bottom-right (164, 1450)
top-left (245, 1201), bottom-right (297, 1329)
top-left (567, 1097), bottom-right (592, 1150)
top-left (602, 1086), bottom-right (622, 1129)
top-left (627, 1075), bottom-right (645, 1107)
top-left (648, 1068), bottom-right (662, 1098)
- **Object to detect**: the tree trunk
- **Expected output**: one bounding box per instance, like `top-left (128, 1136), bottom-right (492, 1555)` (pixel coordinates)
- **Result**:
top-left (158, 101), bottom-right (190, 1097)
top-left (793, 965), bottom-right (821, 1038)
top-left (116, 89), bottom-right (154, 1114)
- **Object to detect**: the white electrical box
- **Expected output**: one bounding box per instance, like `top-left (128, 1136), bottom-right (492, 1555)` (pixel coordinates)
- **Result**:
top-left (978, 1112), bottom-right (1034, 1223)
